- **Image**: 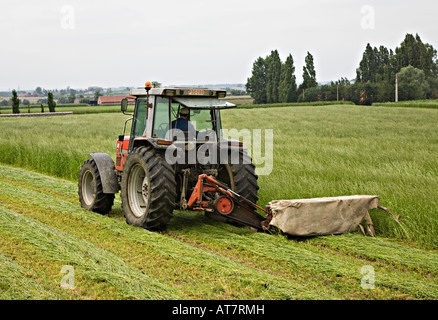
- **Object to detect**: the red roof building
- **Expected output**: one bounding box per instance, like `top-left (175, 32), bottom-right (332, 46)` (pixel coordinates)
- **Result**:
top-left (97, 95), bottom-right (135, 105)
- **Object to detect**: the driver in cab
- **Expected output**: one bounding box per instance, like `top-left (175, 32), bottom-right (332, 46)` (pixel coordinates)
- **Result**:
top-left (171, 107), bottom-right (198, 138)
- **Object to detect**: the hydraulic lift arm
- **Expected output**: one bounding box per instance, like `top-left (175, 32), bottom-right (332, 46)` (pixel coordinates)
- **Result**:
top-left (187, 174), bottom-right (272, 231)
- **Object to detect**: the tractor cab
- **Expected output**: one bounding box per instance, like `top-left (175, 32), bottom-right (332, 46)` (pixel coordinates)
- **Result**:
top-left (119, 83), bottom-right (236, 155)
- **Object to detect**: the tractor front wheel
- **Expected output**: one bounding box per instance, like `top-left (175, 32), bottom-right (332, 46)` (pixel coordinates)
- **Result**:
top-left (78, 159), bottom-right (114, 214)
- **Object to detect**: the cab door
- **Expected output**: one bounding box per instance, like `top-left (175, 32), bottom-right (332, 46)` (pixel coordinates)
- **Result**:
top-left (128, 98), bottom-right (148, 152)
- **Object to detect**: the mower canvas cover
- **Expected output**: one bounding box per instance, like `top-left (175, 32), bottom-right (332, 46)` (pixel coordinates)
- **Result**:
top-left (267, 195), bottom-right (380, 237)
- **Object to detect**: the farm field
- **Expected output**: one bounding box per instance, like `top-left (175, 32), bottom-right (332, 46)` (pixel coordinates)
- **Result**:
top-left (0, 104), bottom-right (135, 115)
top-left (0, 104), bottom-right (437, 299)
top-left (222, 95), bottom-right (254, 104)
top-left (372, 99), bottom-right (438, 109)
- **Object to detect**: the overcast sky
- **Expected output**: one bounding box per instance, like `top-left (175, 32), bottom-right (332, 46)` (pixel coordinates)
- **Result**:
top-left (1, 0), bottom-right (437, 91)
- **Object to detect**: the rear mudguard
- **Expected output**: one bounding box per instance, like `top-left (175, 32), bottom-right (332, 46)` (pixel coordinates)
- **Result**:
top-left (89, 152), bottom-right (120, 194)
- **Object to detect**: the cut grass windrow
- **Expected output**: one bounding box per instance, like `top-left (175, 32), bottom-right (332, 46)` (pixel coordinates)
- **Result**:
top-left (0, 167), bottom-right (334, 299)
top-left (166, 213), bottom-right (438, 299)
top-left (0, 251), bottom-right (61, 300)
top-left (0, 204), bottom-right (179, 300)
top-left (310, 235), bottom-right (438, 274)
top-left (1, 165), bottom-right (437, 299)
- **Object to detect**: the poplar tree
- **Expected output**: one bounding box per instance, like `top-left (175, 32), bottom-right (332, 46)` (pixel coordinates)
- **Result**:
top-left (246, 57), bottom-right (267, 104)
top-left (47, 92), bottom-right (56, 112)
top-left (279, 54), bottom-right (297, 102)
top-left (395, 33), bottom-right (438, 79)
top-left (356, 44), bottom-right (396, 83)
top-left (265, 49), bottom-right (282, 103)
top-left (301, 52), bottom-right (317, 90)
top-left (11, 89), bottom-right (20, 114)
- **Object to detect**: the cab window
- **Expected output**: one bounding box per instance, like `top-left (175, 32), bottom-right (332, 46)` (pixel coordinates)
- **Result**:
top-left (133, 99), bottom-right (148, 138)
top-left (153, 97), bottom-right (170, 139)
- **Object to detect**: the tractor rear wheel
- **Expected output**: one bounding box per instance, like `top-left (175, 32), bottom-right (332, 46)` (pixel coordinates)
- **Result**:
top-left (121, 146), bottom-right (177, 231)
top-left (78, 159), bottom-right (114, 214)
top-left (217, 148), bottom-right (259, 202)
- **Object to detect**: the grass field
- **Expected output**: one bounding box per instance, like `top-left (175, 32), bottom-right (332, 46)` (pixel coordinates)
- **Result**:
top-left (236, 100), bottom-right (355, 108)
top-left (0, 104), bottom-right (135, 115)
top-left (1, 165), bottom-right (437, 299)
top-left (373, 99), bottom-right (438, 109)
top-left (0, 104), bottom-right (437, 299)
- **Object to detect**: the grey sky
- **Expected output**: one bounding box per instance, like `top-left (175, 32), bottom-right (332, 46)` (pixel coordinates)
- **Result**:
top-left (1, 0), bottom-right (437, 91)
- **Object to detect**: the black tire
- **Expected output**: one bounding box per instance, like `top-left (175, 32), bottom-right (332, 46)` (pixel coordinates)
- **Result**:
top-left (78, 159), bottom-right (114, 214)
top-left (121, 146), bottom-right (177, 231)
top-left (218, 148), bottom-right (259, 202)
top-left (207, 148), bottom-right (259, 222)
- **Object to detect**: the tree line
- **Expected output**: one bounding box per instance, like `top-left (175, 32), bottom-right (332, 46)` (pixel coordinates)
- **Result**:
top-left (8, 90), bottom-right (56, 114)
top-left (246, 33), bottom-right (438, 105)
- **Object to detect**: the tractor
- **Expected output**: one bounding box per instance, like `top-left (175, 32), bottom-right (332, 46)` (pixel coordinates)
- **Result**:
top-left (78, 82), bottom-right (267, 231)
top-left (78, 82), bottom-right (397, 237)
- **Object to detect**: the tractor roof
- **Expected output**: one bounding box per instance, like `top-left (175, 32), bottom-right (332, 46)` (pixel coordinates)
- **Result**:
top-left (130, 87), bottom-right (236, 109)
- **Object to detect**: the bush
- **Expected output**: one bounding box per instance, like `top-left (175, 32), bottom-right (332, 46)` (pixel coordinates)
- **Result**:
top-left (398, 66), bottom-right (429, 101)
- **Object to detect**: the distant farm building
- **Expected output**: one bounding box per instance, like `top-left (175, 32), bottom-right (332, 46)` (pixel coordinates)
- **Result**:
top-left (97, 95), bottom-right (135, 106)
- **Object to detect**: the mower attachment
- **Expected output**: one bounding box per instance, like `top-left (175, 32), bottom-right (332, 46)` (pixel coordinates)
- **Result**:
top-left (267, 195), bottom-right (400, 237)
top-left (187, 174), bottom-right (271, 231)
top-left (186, 175), bottom-right (400, 237)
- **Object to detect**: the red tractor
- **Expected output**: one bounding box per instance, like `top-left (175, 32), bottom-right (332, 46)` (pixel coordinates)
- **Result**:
top-left (78, 83), bottom-right (269, 231)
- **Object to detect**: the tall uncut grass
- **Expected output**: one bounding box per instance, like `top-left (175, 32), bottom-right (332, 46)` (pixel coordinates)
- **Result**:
top-left (0, 113), bottom-right (128, 181)
top-left (373, 99), bottom-right (438, 109)
top-left (0, 104), bottom-right (135, 115)
top-left (0, 105), bottom-right (437, 248)
top-left (237, 100), bottom-right (354, 109)
top-left (223, 105), bottom-right (438, 248)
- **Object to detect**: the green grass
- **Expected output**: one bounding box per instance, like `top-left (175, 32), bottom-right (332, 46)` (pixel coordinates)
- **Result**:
top-left (0, 104), bottom-right (438, 299)
top-left (0, 165), bottom-right (437, 299)
top-left (0, 105), bottom-right (437, 248)
top-left (0, 113), bottom-right (127, 180)
top-left (227, 105), bottom-right (438, 248)
top-left (235, 100), bottom-right (354, 109)
top-left (0, 104), bottom-right (135, 115)
top-left (372, 99), bottom-right (438, 109)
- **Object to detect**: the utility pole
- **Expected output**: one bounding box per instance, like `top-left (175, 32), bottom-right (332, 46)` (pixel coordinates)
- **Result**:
top-left (337, 84), bottom-right (339, 101)
top-left (395, 73), bottom-right (398, 102)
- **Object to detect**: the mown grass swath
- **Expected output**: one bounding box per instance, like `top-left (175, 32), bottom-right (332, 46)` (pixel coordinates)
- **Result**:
top-left (0, 104), bottom-right (437, 249)
top-left (0, 204), bottom-right (179, 299)
top-left (1, 165), bottom-right (437, 299)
